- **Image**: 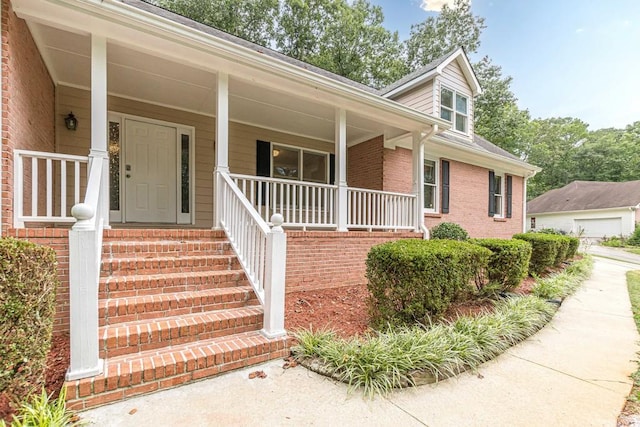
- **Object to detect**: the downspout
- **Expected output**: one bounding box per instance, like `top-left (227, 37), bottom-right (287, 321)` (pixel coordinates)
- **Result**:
top-left (523, 170), bottom-right (538, 233)
top-left (418, 124), bottom-right (439, 239)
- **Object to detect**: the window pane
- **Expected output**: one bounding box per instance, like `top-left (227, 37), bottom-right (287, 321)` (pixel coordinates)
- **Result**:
top-left (441, 108), bottom-right (452, 122)
top-left (181, 134), bottom-right (190, 214)
top-left (303, 152), bottom-right (327, 183)
top-left (272, 145), bottom-right (299, 179)
top-left (424, 159), bottom-right (435, 184)
top-left (495, 195), bottom-right (503, 215)
top-left (494, 175), bottom-right (502, 195)
top-left (108, 121), bottom-right (120, 211)
top-left (455, 113), bottom-right (467, 132)
top-left (424, 184), bottom-right (435, 209)
top-left (441, 88), bottom-right (453, 108)
top-left (456, 94), bottom-right (467, 114)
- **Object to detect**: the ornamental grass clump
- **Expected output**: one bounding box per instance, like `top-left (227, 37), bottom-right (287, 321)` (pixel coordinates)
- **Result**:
top-left (366, 239), bottom-right (491, 327)
top-left (532, 255), bottom-right (593, 300)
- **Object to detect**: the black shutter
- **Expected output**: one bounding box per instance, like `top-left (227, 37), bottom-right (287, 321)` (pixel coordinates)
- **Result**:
top-left (441, 160), bottom-right (450, 214)
top-left (506, 175), bottom-right (513, 218)
top-left (329, 154), bottom-right (336, 185)
top-left (256, 140), bottom-right (271, 177)
top-left (488, 171), bottom-right (495, 217)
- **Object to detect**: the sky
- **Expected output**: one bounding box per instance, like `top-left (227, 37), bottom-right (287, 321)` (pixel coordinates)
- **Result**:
top-left (369, 0), bottom-right (640, 131)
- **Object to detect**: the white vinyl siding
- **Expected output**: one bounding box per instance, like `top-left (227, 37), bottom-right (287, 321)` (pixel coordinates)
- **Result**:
top-left (392, 81), bottom-right (434, 115)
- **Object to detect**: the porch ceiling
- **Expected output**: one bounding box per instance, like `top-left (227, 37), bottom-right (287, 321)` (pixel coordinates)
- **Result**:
top-left (30, 22), bottom-right (406, 144)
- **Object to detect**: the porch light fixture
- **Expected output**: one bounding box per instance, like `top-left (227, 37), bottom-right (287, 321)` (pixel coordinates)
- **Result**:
top-left (64, 112), bottom-right (78, 131)
top-left (273, 149), bottom-right (280, 157)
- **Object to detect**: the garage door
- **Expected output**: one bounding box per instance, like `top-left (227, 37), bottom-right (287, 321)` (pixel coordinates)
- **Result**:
top-left (575, 217), bottom-right (622, 238)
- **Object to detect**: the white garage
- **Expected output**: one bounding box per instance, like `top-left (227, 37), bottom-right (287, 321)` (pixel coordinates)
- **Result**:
top-left (575, 217), bottom-right (622, 238)
top-left (527, 180), bottom-right (640, 238)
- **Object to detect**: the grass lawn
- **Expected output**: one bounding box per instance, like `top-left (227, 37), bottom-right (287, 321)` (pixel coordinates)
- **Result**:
top-left (619, 271), bottom-right (640, 423)
top-left (626, 248), bottom-right (640, 256)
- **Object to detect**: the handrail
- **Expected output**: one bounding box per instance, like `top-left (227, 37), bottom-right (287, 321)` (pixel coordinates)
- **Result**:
top-left (347, 187), bottom-right (416, 231)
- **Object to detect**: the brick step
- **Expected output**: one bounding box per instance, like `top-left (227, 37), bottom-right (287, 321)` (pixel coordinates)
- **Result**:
top-left (66, 331), bottom-right (290, 410)
top-left (103, 229), bottom-right (226, 242)
top-left (99, 270), bottom-right (249, 299)
top-left (99, 287), bottom-right (259, 326)
top-left (100, 254), bottom-right (241, 277)
top-left (99, 306), bottom-right (264, 358)
top-left (102, 240), bottom-right (234, 259)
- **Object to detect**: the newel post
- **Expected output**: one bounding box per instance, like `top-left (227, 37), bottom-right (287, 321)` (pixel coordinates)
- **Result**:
top-left (66, 203), bottom-right (103, 380)
top-left (261, 214), bottom-right (287, 338)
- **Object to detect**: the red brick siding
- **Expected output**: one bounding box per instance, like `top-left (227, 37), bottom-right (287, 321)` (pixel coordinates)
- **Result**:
top-left (285, 231), bottom-right (420, 292)
top-left (382, 146), bottom-right (413, 194)
top-left (424, 159), bottom-right (524, 238)
top-left (1, 1), bottom-right (55, 233)
top-left (7, 228), bottom-right (70, 335)
top-left (347, 136), bottom-right (383, 190)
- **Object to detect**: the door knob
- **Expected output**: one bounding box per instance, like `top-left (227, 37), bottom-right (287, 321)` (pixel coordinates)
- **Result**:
top-left (125, 164), bottom-right (132, 171)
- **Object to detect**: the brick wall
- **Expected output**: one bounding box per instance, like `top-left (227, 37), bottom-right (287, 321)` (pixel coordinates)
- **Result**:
top-left (347, 136), bottom-right (383, 190)
top-left (424, 159), bottom-right (524, 238)
top-left (382, 146), bottom-right (413, 194)
top-left (285, 231), bottom-right (420, 292)
top-left (1, 1), bottom-right (55, 233)
top-left (8, 228), bottom-right (70, 335)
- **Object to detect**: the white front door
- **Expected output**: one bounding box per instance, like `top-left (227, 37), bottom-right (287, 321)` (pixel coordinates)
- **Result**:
top-left (124, 119), bottom-right (177, 223)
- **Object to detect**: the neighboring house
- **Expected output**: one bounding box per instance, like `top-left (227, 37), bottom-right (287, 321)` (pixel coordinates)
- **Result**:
top-left (3, 0), bottom-right (538, 408)
top-left (527, 181), bottom-right (640, 238)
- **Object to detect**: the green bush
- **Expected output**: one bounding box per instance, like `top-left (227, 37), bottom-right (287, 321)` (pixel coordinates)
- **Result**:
top-left (550, 235), bottom-right (570, 265)
top-left (513, 233), bottom-right (560, 275)
top-left (470, 238), bottom-right (532, 292)
top-left (627, 225), bottom-right (640, 246)
top-left (429, 222), bottom-right (469, 241)
top-left (534, 228), bottom-right (567, 235)
top-left (0, 238), bottom-right (58, 405)
top-left (366, 239), bottom-right (491, 327)
top-left (601, 236), bottom-right (625, 247)
top-left (566, 236), bottom-right (580, 258)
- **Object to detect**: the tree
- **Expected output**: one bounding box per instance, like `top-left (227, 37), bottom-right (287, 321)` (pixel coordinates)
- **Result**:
top-left (405, 0), bottom-right (485, 69)
top-left (473, 56), bottom-right (530, 156)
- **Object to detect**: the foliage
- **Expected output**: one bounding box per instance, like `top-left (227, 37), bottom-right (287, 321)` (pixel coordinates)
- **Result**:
top-left (0, 238), bottom-right (58, 403)
top-left (512, 233), bottom-right (559, 275)
top-left (429, 222), bottom-right (469, 241)
top-left (627, 248), bottom-right (640, 256)
top-left (627, 225), bottom-right (640, 247)
top-left (565, 236), bottom-right (580, 259)
top-left (405, 0), bottom-right (485, 69)
top-left (532, 256), bottom-right (593, 300)
top-left (2, 387), bottom-right (85, 427)
top-left (533, 228), bottom-right (566, 235)
top-left (366, 239), bottom-right (490, 327)
top-left (601, 236), bottom-right (626, 248)
top-left (470, 238), bottom-right (532, 292)
top-left (551, 235), bottom-right (570, 266)
top-left (627, 271), bottom-right (640, 335)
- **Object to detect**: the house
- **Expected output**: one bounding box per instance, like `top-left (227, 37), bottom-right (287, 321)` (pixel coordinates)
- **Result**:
top-left (527, 181), bottom-right (640, 238)
top-left (3, 0), bottom-right (538, 408)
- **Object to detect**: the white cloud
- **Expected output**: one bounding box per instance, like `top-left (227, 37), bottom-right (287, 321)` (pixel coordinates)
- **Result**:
top-left (575, 28), bottom-right (585, 33)
top-left (420, 0), bottom-right (456, 12)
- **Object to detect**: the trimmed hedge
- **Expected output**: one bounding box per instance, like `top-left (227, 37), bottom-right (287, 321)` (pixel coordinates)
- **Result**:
top-left (429, 222), bottom-right (469, 241)
top-left (0, 238), bottom-right (58, 403)
top-left (366, 239), bottom-right (491, 327)
top-left (551, 235), bottom-right (570, 266)
top-left (566, 236), bottom-right (580, 258)
top-left (470, 238), bottom-right (532, 292)
top-left (513, 233), bottom-right (560, 275)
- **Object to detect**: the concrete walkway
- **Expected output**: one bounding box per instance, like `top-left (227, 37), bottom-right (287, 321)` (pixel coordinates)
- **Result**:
top-left (587, 244), bottom-right (640, 266)
top-left (83, 258), bottom-right (640, 427)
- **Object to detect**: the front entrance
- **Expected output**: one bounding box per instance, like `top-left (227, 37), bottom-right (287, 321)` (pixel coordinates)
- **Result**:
top-left (109, 113), bottom-right (195, 225)
top-left (124, 120), bottom-right (177, 223)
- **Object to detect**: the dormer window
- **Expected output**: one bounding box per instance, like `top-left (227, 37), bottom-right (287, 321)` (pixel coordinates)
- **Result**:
top-left (440, 87), bottom-right (468, 134)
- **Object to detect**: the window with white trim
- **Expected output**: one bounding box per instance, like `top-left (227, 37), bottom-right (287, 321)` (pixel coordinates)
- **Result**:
top-left (423, 158), bottom-right (438, 211)
top-left (493, 174), bottom-right (504, 217)
top-left (440, 87), bottom-right (469, 134)
top-left (272, 144), bottom-right (328, 183)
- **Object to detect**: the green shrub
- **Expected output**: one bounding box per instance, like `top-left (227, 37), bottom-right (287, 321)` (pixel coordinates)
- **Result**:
top-left (470, 238), bottom-right (532, 292)
top-left (534, 228), bottom-right (567, 235)
top-left (550, 235), bottom-right (570, 265)
top-left (627, 225), bottom-right (640, 246)
top-left (366, 239), bottom-right (491, 327)
top-left (0, 238), bottom-right (58, 404)
top-left (3, 387), bottom-right (85, 427)
top-left (566, 236), bottom-right (580, 258)
top-left (513, 233), bottom-right (559, 275)
top-left (429, 222), bottom-right (469, 241)
top-left (601, 236), bottom-right (626, 247)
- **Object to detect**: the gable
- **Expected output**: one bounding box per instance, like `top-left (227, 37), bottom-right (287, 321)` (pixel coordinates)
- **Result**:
top-left (391, 80), bottom-right (434, 115)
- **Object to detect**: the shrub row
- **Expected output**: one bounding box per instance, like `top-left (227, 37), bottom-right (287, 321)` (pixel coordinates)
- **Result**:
top-left (0, 238), bottom-right (58, 404)
top-left (470, 238), bottom-right (532, 293)
top-left (366, 239), bottom-right (491, 327)
top-left (513, 233), bottom-right (579, 275)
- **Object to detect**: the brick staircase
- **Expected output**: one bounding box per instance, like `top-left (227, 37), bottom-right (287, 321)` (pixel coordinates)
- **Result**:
top-left (65, 229), bottom-right (290, 410)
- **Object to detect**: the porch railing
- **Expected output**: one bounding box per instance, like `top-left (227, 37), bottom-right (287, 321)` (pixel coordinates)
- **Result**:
top-left (13, 149), bottom-right (88, 227)
top-left (347, 187), bottom-right (416, 231)
top-left (218, 171), bottom-right (286, 338)
top-left (230, 173), bottom-right (337, 229)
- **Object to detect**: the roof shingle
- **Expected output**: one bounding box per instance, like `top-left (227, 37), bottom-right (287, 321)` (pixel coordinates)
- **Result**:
top-left (527, 181), bottom-right (640, 214)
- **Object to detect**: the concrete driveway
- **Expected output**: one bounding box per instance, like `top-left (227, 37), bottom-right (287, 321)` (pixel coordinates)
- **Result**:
top-left (585, 243), bottom-right (640, 265)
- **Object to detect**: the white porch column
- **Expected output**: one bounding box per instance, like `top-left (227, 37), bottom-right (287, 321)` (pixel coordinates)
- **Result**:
top-left (335, 108), bottom-right (348, 231)
top-left (412, 131), bottom-right (424, 233)
top-left (213, 72), bottom-right (229, 229)
top-left (90, 34), bottom-right (110, 228)
top-left (261, 214), bottom-right (287, 338)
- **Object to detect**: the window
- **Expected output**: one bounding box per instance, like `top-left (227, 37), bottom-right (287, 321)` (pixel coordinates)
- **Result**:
top-left (423, 159), bottom-right (437, 211)
top-left (440, 87), bottom-right (469, 134)
top-left (271, 144), bottom-right (329, 183)
top-left (493, 175), bottom-right (503, 217)
top-left (489, 171), bottom-right (504, 218)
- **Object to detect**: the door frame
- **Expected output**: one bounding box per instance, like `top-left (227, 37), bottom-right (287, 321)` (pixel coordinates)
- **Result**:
top-left (108, 112), bottom-right (196, 225)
